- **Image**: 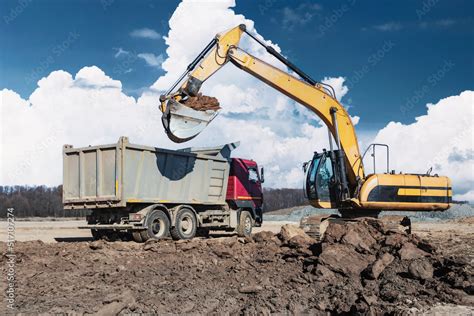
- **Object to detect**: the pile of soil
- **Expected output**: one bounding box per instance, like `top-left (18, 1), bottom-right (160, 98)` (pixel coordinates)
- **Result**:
top-left (182, 93), bottom-right (220, 111)
top-left (1, 219), bottom-right (472, 314)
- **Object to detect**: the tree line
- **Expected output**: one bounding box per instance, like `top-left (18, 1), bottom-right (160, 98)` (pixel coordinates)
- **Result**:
top-left (0, 185), bottom-right (307, 218)
top-left (0, 186), bottom-right (88, 218)
top-left (262, 188), bottom-right (308, 212)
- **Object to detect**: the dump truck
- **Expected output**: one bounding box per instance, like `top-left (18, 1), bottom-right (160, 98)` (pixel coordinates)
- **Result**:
top-left (63, 137), bottom-right (264, 242)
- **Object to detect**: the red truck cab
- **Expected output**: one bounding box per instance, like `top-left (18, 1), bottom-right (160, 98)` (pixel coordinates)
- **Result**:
top-left (226, 158), bottom-right (264, 226)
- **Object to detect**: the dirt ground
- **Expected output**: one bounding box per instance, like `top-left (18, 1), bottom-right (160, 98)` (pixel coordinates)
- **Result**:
top-left (1, 217), bottom-right (473, 314)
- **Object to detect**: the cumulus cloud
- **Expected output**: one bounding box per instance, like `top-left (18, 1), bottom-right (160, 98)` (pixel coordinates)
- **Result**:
top-left (137, 53), bottom-right (164, 68)
top-left (372, 90), bottom-right (474, 200)
top-left (130, 28), bottom-right (161, 40)
top-left (1, 67), bottom-right (170, 186)
top-left (321, 76), bottom-right (349, 101)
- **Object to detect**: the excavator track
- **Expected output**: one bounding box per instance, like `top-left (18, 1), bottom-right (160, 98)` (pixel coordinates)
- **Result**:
top-left (300, 213), bottom-right (412, 240)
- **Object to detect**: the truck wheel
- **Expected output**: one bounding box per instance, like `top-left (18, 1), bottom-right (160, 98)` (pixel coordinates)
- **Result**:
top-left (140, 209), bottom-right (170, 241)
top-left (170, 208), bottom-right (197, 240)
top-left (91, 229), bottom-right (105, 240)
top-left (237, 211), bottom-right (253, 237)
top-left (118, 232), bottom-right (132, 241)
top-left (132, 231), bottom-right (144, 243)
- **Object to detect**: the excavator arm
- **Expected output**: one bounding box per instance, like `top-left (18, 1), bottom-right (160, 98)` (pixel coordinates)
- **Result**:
top-left (160, 25), bottom-right (364, 195)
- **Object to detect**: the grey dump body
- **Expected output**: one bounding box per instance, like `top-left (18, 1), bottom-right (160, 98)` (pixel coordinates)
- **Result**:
top-left (63, 137), bottom-right (237, 209)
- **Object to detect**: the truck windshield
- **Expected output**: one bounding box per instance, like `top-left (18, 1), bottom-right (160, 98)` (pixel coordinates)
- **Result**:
top-left (248, 168), bottom-right (259, 182)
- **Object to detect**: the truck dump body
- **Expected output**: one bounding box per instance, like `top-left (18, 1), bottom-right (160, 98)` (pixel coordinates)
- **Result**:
top-left (63, 137), bottom-right (233, 209)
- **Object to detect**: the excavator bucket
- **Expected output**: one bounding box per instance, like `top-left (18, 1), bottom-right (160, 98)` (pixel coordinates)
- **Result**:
top-left (161, 99), bottom-right (219, 143)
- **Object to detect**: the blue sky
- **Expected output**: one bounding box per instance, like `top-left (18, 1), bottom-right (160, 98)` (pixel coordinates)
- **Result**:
top-left (1, 0), bottom-right (473, 132)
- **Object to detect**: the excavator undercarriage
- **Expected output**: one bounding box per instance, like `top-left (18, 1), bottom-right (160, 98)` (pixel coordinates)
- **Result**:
top-left (300, 213), bottom-right (412, 241)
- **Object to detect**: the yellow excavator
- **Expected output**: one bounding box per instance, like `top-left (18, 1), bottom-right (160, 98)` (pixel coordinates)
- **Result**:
top-left (159, 24), bottom-right (451, 233)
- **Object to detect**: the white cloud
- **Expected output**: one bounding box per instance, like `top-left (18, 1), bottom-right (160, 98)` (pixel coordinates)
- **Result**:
top-left (420, 19), bottom-right (457, 29)
top-left (74, 66), bottom-right (122, 89)
top-left (373, 22), bottom-right (402, 32)
top-left (1, 67), bottom-right (172, 186)
top-left (321, 76), bottom-right (348, 101)
top-left (137, 53), bottom-right (164, 68)
top-left (130, 28), bottom-right (161, 40)
top-left (372, 90), bottom-right (474, 200)
top-left (282, 3), bottom-right (322, 31)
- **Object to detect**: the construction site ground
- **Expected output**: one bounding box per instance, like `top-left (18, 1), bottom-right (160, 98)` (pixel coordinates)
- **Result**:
top-left (0, 217), bottom-right (473, 314)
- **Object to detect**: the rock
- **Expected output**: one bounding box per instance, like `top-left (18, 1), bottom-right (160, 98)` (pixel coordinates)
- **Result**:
top-left (209, 244), bottom-right (232, 258)
top-left (408, 260), bottom-right (434, 280)
top-left (287, 235), bottom-right (314, 248)
top-left (95, 290), bottom-right (134, 316)
top-left (362, 294), bottom-right (378, 305)
top-left (321, 220), bottom-right (347, 243)
top-left (319, 244), bottom-right (376, 277)
top-left (366, 253), bottom-right (394, 279)
top-left (176, 241), bottom-right (199, 251)
top-left (239, 285), bottom-right (263, 294)
top-left (237, 236), bottom-right (254, 244)
top-left (341, 222), bottom-right (377, 252)
top-left (313, 264), bottom-right (337, 282)
top-left (253, 231), bottom-right (275, 243)
top-left (89, 241), bottom-right (104, 250)
top-left (279, 224), bottom-right (314, 244)
top-left (399, 242), bottom-right (430, 260)
top-left (143, 241), bottom-right (176, 254)
top-left (384, 233), bottom-right (408, 247)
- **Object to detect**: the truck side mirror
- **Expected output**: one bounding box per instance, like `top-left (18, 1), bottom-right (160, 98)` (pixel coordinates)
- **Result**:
top-left (260, 167), bottom-right (265, 183)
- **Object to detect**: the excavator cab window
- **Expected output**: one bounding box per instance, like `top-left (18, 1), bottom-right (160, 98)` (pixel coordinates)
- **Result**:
top-left (317, 155), bottom-right (333, 201)
top-left (305, 152), bottom-right (335, 202)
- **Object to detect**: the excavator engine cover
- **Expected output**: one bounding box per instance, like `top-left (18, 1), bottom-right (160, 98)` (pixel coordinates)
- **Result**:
top-left (162, 98), bottom-right (219, 143)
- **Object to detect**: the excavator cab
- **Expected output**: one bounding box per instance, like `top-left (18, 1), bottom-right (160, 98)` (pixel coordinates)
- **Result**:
top-left (304, 150), bottom-right (342, 209)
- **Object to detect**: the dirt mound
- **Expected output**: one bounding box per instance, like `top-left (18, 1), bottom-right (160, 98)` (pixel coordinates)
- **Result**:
top-left (302, 218), bottom-right (473, 313)
top-left (1, 219), bottom-right (472, 314)
top-left (182, 93), bottom-right (220, 111)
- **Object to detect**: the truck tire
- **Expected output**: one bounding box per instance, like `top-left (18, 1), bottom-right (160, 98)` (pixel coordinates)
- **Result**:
top-left (132, 231), bottom-right (144, 243)
top-left (237, 210), bottom-right (253, 237)
top-left (170, 208), bottom-right (197, 240)
top-left (91, 229), bottom-right (105, 240)
top-left (140, 209), bottom-right (170, 241)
